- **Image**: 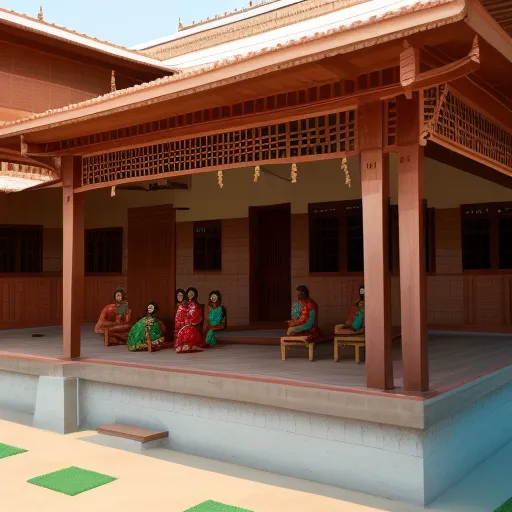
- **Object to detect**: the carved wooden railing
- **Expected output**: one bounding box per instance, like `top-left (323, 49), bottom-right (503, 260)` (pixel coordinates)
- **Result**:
top-left (420, 84), bottom-right (512, 173)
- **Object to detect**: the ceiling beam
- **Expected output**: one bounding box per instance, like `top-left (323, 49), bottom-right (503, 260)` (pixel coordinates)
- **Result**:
top-left (425, 141), bottom-right (512, 189)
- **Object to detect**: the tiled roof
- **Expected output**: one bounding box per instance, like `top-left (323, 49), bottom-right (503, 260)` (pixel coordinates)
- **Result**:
top-left (0, 7), bottom-right (172, 70)
top-left (132, 0), bottom-right (302, 50)
top-left (0, 0), bottom-right (462, 131)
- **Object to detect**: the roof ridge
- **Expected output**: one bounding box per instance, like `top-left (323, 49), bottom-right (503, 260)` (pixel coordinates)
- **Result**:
top-left (179, 0), bottom-right (286, 32)
top-left (0, 7), bottom-right (148, 57)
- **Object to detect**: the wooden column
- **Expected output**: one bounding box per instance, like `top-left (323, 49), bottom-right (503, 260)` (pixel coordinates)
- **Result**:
top-left (359, 102), bottom-right (393, 390)
top-left (396, 94), bottom-right (429, 392)
top-left (62, 156), bottom-right (84, 359)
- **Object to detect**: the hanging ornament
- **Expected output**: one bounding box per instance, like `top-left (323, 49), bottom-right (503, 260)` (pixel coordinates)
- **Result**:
top-left (111, 70), bottom-right (116, 93)
top-left (111, 185), bottom-right (116, 197)
top-left (217, 170), bottom-right (224, 189)
top-left (253, 165), bottom-right (260, 183)
top-left (341, 157), bottom-right (351, 188)
top-left (291, 163), bottom-right (297, 184)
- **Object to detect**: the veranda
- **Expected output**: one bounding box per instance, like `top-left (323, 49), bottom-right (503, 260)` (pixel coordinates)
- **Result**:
top-left (0, 147), bottom-right (510, 396)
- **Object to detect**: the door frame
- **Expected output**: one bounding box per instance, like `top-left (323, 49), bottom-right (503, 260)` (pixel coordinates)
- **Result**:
top-left (249, 202), bottom-right (291, 325)
top-left (127, 204), bottom-right (176, 326)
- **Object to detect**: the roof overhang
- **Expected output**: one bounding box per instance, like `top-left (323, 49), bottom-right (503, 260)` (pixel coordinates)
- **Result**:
top-left (0, 149), bottom-right (58, 192)
top-left (0, 0), bottom-right (470, 144)
top-left (0, 8), bottom-right (174, 75)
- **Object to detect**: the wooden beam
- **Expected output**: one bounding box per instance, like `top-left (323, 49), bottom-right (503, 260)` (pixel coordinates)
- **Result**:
top-left (425, 141), bottom-right (512, 189)
top-left (359, 101), bottom-right (393, 390)
top-left (396, 94), bottom-right (429, 392)
top-left (62, 156), bottom-right (84, 359)
top-left (400, 37), bottom-right (480, 98)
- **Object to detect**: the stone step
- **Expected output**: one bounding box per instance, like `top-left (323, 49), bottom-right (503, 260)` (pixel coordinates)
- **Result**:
top-left (96, 424), bottom-right (168, 444)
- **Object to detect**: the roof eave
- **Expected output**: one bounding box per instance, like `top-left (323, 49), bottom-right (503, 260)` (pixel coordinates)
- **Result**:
top-left (464, 0), bottom-right (512, 63)
top-left (0, 11), bottom-right (174, 73)
top-left (0, 0), bottom-right (468, 140)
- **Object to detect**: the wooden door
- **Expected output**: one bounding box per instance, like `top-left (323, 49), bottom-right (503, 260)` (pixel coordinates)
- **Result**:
top-left (127, 205), bottom-right (175, 327)
top-left (250, 204), bottom-right (291, 322)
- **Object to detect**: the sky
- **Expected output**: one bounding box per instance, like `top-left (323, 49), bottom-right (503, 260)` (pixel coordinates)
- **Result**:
top-left (2, 0), bottom-right (248, 47)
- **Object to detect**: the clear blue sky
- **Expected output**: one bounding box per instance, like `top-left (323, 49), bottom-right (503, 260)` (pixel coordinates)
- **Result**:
top-left (3, 0), bottom-right (247, 47)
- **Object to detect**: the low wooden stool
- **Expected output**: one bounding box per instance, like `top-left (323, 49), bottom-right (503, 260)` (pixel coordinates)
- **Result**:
top-left (334, 334), bottom-right (366, 363)
top-left (280, 335), bottom-right (331, 362)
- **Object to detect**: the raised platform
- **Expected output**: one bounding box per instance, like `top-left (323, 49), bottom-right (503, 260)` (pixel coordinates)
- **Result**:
top-left (0, 324), bottom-right (509, 392)
top-left (0, 325), bottom-right (511, 506)
top-left (0, 326), bottom-right (512, 504)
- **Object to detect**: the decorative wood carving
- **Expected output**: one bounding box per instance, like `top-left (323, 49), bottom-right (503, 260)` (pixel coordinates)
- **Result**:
top-left (421, 84), bottom-right (512, 173)
top-left (81, 109), bottom-right (357, 189)
top-left (400, 36), bottom-right (480, 99)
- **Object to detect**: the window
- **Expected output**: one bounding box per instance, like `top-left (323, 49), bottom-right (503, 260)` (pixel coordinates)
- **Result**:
top-left (388, 202), bottom-right (436, 273)
top-left (0, 226), bottom-right (43, 273)
top-left (461, 202), bottom-right (512, 271)
top-left (194, 220), bottom-right (222, 271)
top-left (85, 228), bottom-right (123, 274)
top-left (309, 201), bottom-right (363, 273)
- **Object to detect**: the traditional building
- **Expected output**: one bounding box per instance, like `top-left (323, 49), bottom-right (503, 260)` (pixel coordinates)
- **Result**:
top-left (0, 0), bottom-right (511, 507)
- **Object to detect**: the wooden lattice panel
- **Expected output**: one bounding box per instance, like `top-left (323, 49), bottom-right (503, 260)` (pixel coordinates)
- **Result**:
top-left (82, 110), bottom-right (357, 186)
top-left (421, 85), bottom-right (512, 171)
top-left (384, 99), bottom-right (397, 147)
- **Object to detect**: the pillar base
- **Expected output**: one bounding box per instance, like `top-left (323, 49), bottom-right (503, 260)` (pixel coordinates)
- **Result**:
top-left (33, 376), bottom-right (78, 434)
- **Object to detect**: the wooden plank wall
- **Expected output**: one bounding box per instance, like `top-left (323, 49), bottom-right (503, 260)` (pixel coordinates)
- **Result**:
top-left (0, 276), bottom-right (126, 329)
top-left (0, 209), bottom-right (510, 331)
top-left (0, 42), bottom-right (128, 114)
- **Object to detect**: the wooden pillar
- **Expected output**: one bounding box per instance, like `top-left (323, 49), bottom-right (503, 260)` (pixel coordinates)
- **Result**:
top-left (396, 94), bottom-right (429, 392)
top-left (359, 102), bottom-right (393, 390)
top-left (62, 156), bottom-right (84, 359)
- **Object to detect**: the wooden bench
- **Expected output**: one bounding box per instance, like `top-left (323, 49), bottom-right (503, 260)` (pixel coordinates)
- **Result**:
top-left (280, 334), bottom-right (331, 362)
top-left (334, 334), bottom-right (366, 363)
top-left (96, 423), bottom-right (169, 444)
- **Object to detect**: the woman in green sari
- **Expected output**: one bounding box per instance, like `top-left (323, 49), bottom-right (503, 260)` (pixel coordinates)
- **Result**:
top-left (127, 302), bottom-right (166, 351)
top-left (204, 290), bottom-right (227, 347)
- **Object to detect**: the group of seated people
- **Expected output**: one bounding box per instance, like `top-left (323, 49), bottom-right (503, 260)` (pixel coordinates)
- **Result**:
top-left (94, 287), bottom-right (227, 353)
top-left (94, 283), bottom-right (365, 354)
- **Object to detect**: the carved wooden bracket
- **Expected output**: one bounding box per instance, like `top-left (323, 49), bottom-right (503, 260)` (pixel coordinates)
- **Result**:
top-left (400, 36), bottom-right (480, 99)
top-left (20, 135), bottom-right (28, 156)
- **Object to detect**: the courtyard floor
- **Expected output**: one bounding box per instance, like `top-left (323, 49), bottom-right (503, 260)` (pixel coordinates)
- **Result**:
top-left (0, 418), bottom-right (510, 512)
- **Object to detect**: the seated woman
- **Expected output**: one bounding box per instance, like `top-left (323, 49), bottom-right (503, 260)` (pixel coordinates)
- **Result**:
top-left (127, 302), bottom-right (166, 352)
top-left (174, 287), bottom-right (206, 353)
top-left (173, 288), bottom-right (186, 337)
top-left (204, 290), bottom-right (227, 347)
top-left (286, 285), bottom-right (319, 341)
top-left (94, 288), bottom-right (132, 345)
top-left (335, 285), bottom-right (365, 334)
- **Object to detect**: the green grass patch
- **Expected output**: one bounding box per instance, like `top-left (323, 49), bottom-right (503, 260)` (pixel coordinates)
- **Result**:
top-left (495, 498), bottom-right (512, 512)
top-left (185, 501), bottom-right (253, 512)
top-left (27, 466), bottom-right (117, 496)
top-left (0, 443), bottom-right (27, 460)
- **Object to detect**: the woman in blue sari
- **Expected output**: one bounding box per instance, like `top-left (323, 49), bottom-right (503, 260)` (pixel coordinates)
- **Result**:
top-left (204, 290), bottom-right (227, 346)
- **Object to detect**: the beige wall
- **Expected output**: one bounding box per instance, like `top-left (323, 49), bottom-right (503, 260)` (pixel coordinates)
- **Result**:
top-left (2, 158), bottom-right (511, 229)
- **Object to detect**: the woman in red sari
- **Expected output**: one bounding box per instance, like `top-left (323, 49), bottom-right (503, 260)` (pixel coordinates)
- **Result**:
top-left (174, 287), bottom-right (206, 353)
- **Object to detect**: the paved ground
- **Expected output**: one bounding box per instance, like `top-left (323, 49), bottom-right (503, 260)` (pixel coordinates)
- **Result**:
top-left (0, 417), bottom-right (511, 512)
top-left (0, 420), bottom-right (390, 512)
